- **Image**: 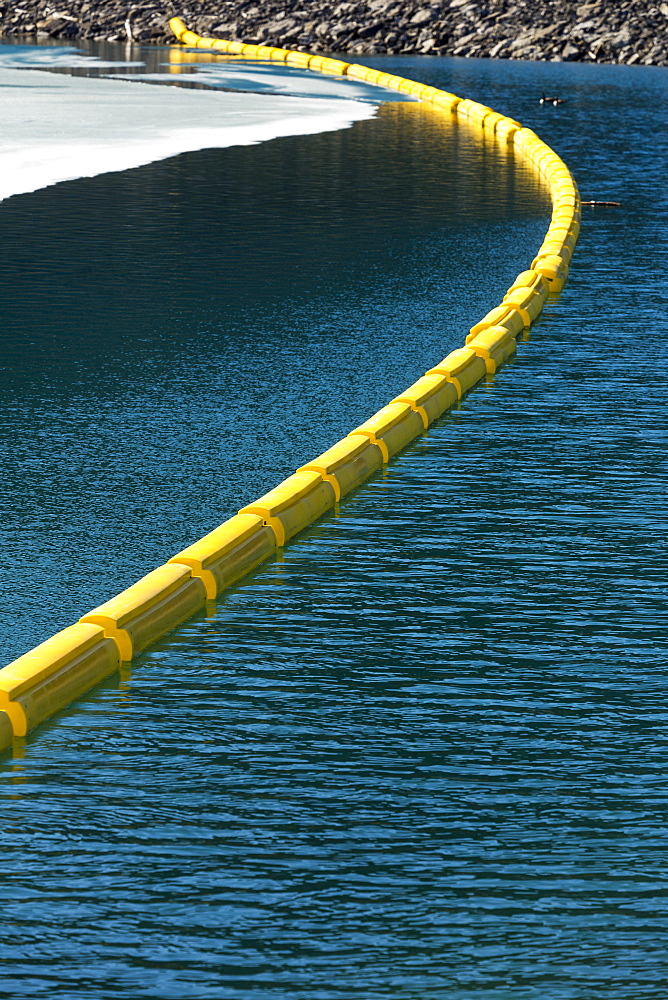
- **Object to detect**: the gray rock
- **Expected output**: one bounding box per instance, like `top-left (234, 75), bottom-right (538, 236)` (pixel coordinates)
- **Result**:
top-left (1, 0), bottom-right (666, 68)
top-left (265, 17), bottom-right (300, 36)
top-left (489, 39), bottom-right (510, 57)
top-left (410, 9), bottom-right (435, 27)
top-left (562, 41), bottom-right (583, 60)
top-left (609, 25), bottom-right (636, 49)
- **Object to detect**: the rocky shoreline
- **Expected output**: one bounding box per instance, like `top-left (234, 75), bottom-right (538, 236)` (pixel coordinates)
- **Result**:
top-left (1, 1), bottom-right (667, 66)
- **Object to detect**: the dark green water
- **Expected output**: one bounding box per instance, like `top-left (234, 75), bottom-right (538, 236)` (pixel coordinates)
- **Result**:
top-left (1, 45), bottom-right (667, 999)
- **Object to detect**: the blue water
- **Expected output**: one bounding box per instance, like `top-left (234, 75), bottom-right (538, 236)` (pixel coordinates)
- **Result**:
top-left (1, 43), bottom-right (668, 999)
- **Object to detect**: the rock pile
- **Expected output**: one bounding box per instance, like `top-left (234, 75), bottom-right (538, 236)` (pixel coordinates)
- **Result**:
top-left (1, 1), bottom-right (667, 66)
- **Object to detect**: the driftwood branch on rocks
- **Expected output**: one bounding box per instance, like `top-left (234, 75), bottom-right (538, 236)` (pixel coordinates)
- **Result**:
top-left (0, 1), bottom-right (666, 66)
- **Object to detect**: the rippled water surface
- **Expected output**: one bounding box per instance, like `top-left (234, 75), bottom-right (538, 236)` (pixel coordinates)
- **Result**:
top-left (1, 42), bottom-right (667, 1000)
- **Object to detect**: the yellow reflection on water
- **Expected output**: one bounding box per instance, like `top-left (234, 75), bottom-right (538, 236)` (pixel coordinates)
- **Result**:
top-left (169, 47), bottom-right (244, 70)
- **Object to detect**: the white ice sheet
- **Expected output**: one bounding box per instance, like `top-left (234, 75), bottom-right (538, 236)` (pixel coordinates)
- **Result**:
top-left (0, 65), bottom-right (376, 202)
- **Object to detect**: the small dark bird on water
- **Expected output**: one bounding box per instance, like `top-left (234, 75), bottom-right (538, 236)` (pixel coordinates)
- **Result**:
top-left (540, 93), bottom-right (565, 106)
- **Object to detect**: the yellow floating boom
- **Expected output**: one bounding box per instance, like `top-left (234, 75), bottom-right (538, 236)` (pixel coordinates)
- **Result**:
top-left (0, 18), bottom-right (579, 753)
